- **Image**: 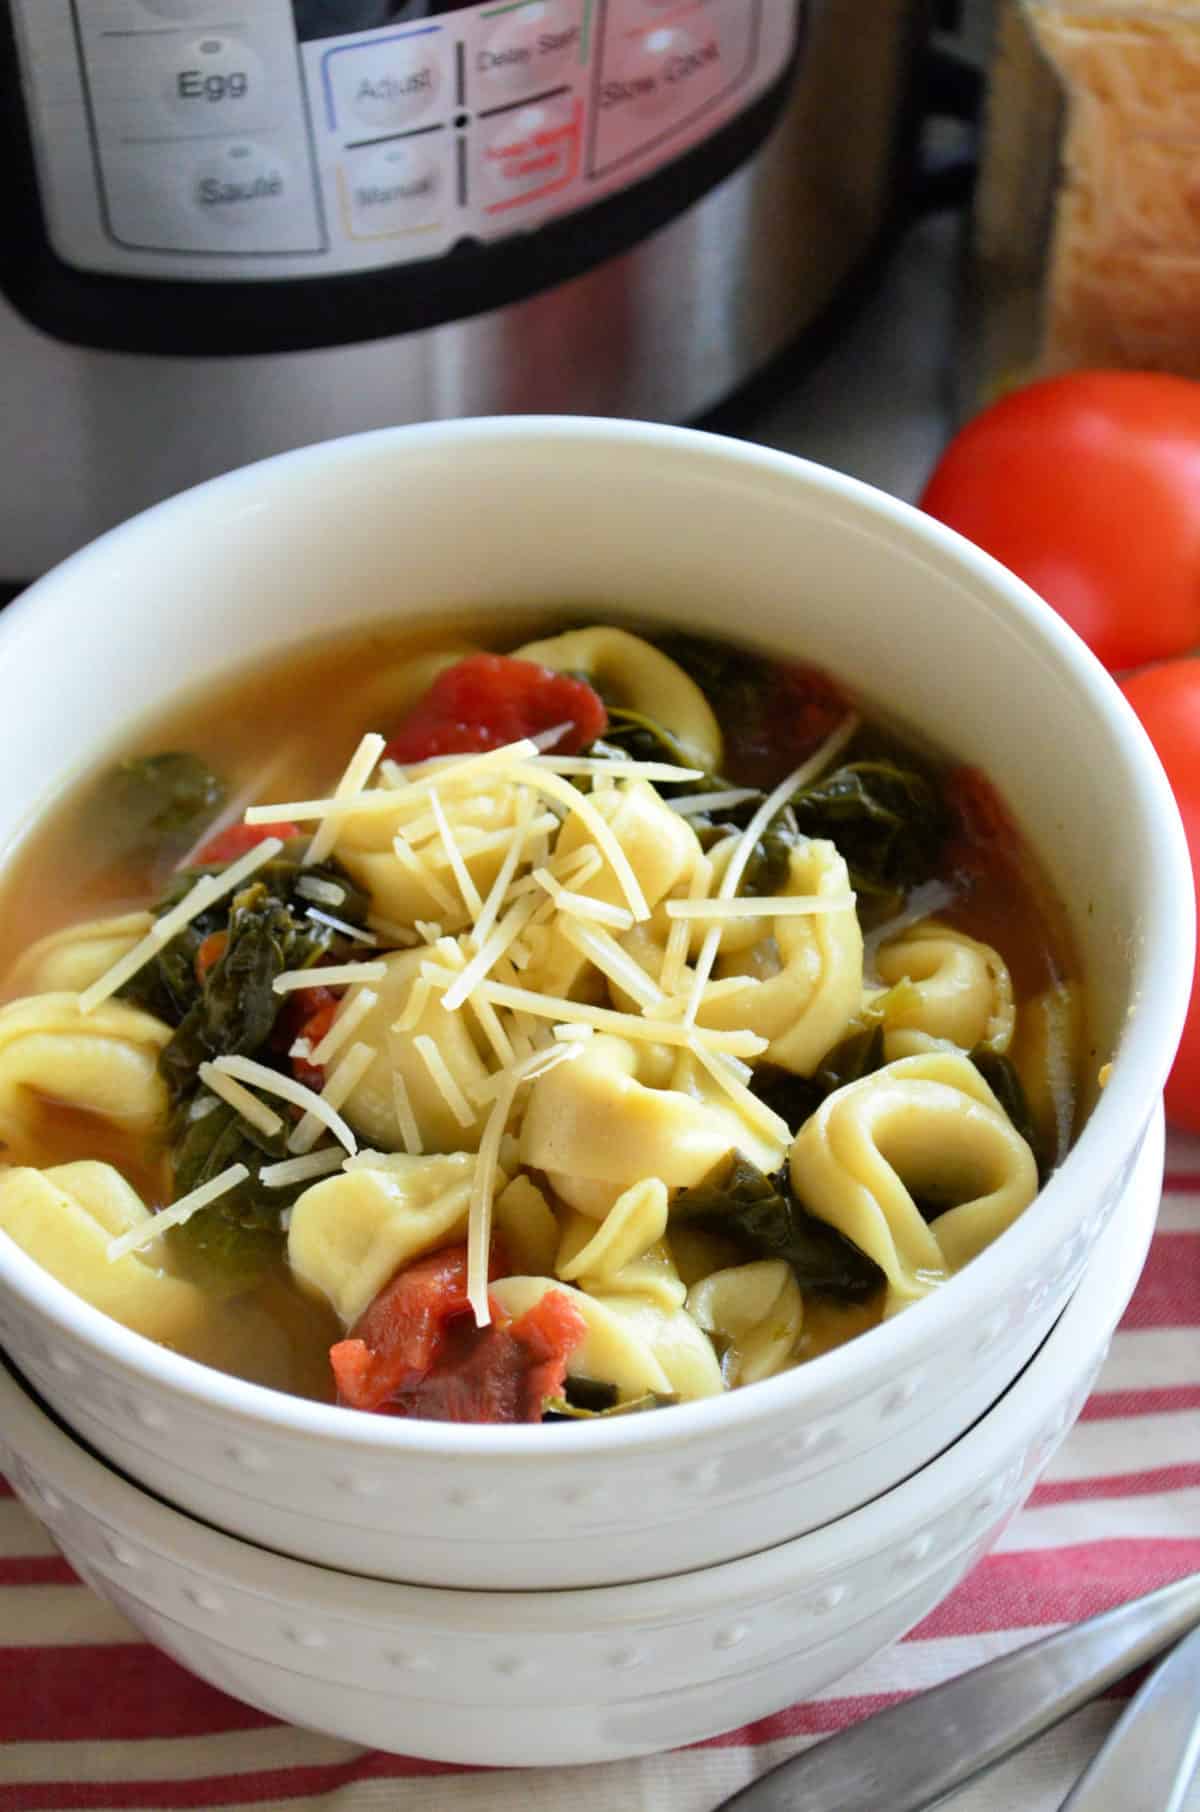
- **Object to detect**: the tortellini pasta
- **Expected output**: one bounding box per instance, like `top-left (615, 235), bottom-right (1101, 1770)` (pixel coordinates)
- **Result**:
top-left (522, 780), bottom-right (701, 1002)
top-left (0, 1161), bottom-right (207, 1344)
top-left (620, 841), bottom-right (863, 1075)
top-left (288, 1149), bottom-right (478, 1326)
top-left (0, 992), bottom-right (171, 1153)
top-left (688, 1259), bottom-right (805, 1387)
top-left (874, 922), bottom-right (1015, 1056)
top-left (520, 1033), bottom-right (788, 1209)
top-left (489, 1275), bottom-right (722, 1401)
top-left (6, 912), bottom-right (154, 996)
top-left (334, 774), bottom-right (528, 929)
top-left (333, 953), bottom-right (489, 1154)
top-left (514, 625), bottom-right (723, 772)
top-left (789, 1050), bottom-right (1039, 1312)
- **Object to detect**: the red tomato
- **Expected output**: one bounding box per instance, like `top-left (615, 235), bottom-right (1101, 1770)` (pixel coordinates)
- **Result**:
top-left (384, 654), bottom-right (607, 762)
top-left (195, 820), bottom-right (299, 864)
top-left (920, 373), bottom-right (1200, 671)
top-left (328, 1241), bottom-right (586, 1425)
top-left (1120, 660), bottom-right (1200, 1131)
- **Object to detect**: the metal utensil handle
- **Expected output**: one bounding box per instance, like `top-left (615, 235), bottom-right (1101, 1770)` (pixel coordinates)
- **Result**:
top-left (717, 1571), bottom-right (1200, 1812)
top-left (1059, 1620), bottom-right (1200, 1812)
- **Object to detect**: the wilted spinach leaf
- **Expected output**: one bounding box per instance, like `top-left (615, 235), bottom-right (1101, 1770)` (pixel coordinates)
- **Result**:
top-left (165, 1096), bottom-right (303, 1288)
top-left (673, 1153), bottom-right (885, 1304)
top-left (542, 1389), bottom-right (676, 1421)
top-left (157, 882), bottom-right (324, 1100)
top-left (971, 1047), bottom-right (1048, 1181)
top-left (84, 753), bottom-right (227, 866)
top-left (789, 750), bottom-right (949, 900)
top-left (120, 841), bottom-right (371, 1100)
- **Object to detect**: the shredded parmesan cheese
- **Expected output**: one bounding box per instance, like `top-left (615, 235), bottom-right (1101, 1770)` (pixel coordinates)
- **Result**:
top-left (304, 732), bottom-right (385, 866)
top-left (310, 987), bottom-right (379, 1067)
top-left (467, 1074), bottom-right (518, 1326)
top-left (196, 1062), bottom-right (285, 1139)
top-left (296, 875), bottom-right (347, 908)
top-left (556, 917), bottom-right (664, 1011)
top-left (471, 786), bottom-right (536, 947)
top-left (392, 833), bottom-right (459, 916)
top-left (413, 1034), bottom-right (477, 1128)
top-left (260, 1147), bottom-right (347, 1188)
top-left (429, 787), bottom-right (484, 917)
top-left (420, 970), bottom-right (767, 1056)
top-left (498, 763), bottom-right (650, 921)
top-left (664, 894), bottom-right (855, 920)
top-left (668, 789), bottom-right (762, 818)
top-left (273, 961), bottom-right (387, 995)
top-left (441, 895), bottom-right (538, 1012)
top-left (247, 738), bottom-right (539, 825)
top-left (288, 1041), bottom-right (375, 1155)
top-left (107, 1164), bottom-right (249, 1261)
top-left (212, 1055), bottom-right (359, 1155)
top-left (366, 913), bottom-right (420, 947)
top-left (305, 907), bottom-right (378, 944)
top-left (387, 1030), bottom-right (424, 1156)
top-left (684, 1036), bottom-right (792, 1147)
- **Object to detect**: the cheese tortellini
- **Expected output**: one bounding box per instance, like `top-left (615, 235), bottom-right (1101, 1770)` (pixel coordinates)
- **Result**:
top-left (0, 992), bottom-right (171, 1153)
top-left (288, 1150), bottom-right (478, 1325)
top-left (520, 1033), bottom-right (788, 1209)
top-left (789, 1050), bottom-right (1039, 1312)
top-left (6, 912), bottom-right (154, 997)
top-left (334, 953), bottom-right (490, 1154)
top-left (874, 922), bottom-right (1015, 1057)
top-left (688, 1260), bottom-right (805, 1387)
top-left (0, 1160), bottom-right (207, 1344)
top-left (619, 840), bottom-right (863, 1074)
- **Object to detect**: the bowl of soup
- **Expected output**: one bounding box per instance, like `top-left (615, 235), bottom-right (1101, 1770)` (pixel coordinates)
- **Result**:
top-left (0, 418), bottom-right (1189, 1589)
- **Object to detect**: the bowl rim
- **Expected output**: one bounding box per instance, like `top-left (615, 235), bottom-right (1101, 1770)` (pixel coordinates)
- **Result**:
top-left (0, 1108), bottom-right (1164, 1621)
top-left (0, 415), bottom-right (1192, 1458)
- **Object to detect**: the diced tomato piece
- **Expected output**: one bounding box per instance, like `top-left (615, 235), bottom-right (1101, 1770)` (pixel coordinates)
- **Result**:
top-left (273, 985), bottom-right (342, 1089)
top-left (384, 654), bottom-right (607, 762)
top-left (330, 1244), bottom-right (479, 1411)
top-left (195, 821), bottom-right (300, 865)
top-left (381, 1291), bottom-right (587, 1425)
top-left (194, 930), bottom-right (228, 983)
top-left (330, 1246), bottom-right (584, 1425)
top-left (723, 662), bottom-right (848, 790)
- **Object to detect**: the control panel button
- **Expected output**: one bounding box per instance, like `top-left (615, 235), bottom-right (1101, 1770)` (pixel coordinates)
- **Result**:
top-left (590, 0), bottom-right (761, 177)
top-left (192, 139), bottom-right (293, 228)
top-left (163, 34), bottom-right (267, 126)
top-left (480, 92), bottom-right (580, 208)
top-left (340, 136), bottom-right (445, 237)
top-left (323, 30), bottom-right (444, 135)
top-left (475, 1), bottom-right (581, 99)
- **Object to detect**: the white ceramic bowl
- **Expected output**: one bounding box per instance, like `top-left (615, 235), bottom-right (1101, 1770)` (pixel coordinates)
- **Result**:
top-left (0, 420), bottom-right (1190, 1589)
top-left (0, 1110), bottom-right (1163, 1767)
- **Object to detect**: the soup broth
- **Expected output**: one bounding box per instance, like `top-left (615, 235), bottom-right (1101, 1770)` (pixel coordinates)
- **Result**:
top-left (0, 618), bottom-right (1085, 1421)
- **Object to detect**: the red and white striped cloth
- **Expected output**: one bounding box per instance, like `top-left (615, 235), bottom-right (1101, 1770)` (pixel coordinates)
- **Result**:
top-left (3, 1136), bottom-right (1199, 1812)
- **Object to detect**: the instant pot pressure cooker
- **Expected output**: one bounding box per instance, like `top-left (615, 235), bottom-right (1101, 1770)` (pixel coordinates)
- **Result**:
top-left (1, 0), bottom-right (935, 576)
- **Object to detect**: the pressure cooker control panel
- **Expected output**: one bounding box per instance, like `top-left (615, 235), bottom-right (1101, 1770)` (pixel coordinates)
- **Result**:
top-left (12, 0), bottom-right (799, 281)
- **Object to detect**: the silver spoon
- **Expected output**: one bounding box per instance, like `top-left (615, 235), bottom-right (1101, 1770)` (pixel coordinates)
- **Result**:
top-left (715, 1570), bottom-right (1200, 1812)
top-left (1058, 1619), bottom-right (1200, 1812)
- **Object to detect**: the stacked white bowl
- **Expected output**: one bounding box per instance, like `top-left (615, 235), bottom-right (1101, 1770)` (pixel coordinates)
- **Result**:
top-left (0, 423), bottom-right (1190, 1762)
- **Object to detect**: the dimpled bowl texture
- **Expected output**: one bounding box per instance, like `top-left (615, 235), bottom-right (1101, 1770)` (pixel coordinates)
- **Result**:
top-left (0, 1111), bottom-right (1164, 1767)
top-left (0, 420), bottom-right (1190, 1590)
